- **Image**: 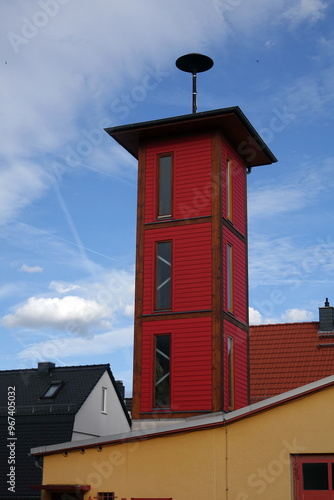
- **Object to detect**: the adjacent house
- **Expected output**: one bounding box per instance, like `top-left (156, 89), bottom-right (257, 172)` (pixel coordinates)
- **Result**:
top-left (0, 362), bottom-right (131, 500)
top-left (250, 299), bottom-right (334, 403)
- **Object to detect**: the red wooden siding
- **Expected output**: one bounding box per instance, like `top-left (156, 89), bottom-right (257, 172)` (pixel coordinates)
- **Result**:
top-left (222, 230), bottom-right (248, 323)
top-left (223, 321), bottom-right (249, 410)
top-left (140, 317), bottom-right (212, 413)
top-left (222, 138), bottom-right (247, 236)
top-left (133, 120), bottom-right (251, 417)
top-left (142, 223), bottom-right (212, 314)
top-left (144, 134), bottom-right (212, 223)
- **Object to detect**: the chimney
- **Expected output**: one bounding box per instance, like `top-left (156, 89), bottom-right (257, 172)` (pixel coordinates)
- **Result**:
top-left (318, 298), bottom-right (334, 333)
top-left (115, 380), bottom-right (125, 399)
top-left (37, 362), bottom-right (55, 374)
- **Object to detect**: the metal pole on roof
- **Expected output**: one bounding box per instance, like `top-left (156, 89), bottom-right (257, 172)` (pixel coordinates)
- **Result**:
top-left (175, 53), bottom-right (214, 114)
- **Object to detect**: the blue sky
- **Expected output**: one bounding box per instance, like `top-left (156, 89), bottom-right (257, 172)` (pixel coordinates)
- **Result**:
top-left (1, 0), bottom-right (334, 393)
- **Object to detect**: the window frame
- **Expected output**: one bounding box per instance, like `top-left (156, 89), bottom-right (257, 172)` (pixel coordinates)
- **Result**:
top-left (98, 493), bottom-right (115, 500)
top-left (40, 381), bottom-right (63, 399)
top-left (101, 386), bottom-right (107, 414)
top-left (153, 334), bottom-right (171, 409)
top-left (293, 454), bottom-right (334, 499)
top-left (227, 336), bottom-right (235, 410)
top-left (226, 242), bottom-right (234, 313)
top-left (157, 153), bottom-right (173, 219)
top-left (226, 156), bottom-right (233, 221)
top-left (155, 240), bottom-right (172, 311)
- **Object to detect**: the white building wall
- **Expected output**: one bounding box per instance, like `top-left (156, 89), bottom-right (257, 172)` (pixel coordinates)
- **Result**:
top-left (72, 371), bottom-right (131, 440)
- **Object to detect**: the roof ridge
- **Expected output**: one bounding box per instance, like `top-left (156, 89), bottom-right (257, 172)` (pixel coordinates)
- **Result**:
top-left (250, 321), bottom-right (318, 328)
top-left (0, 363), bottom-right (110, 374)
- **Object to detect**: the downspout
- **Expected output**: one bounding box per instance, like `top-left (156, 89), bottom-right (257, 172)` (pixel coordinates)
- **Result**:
top-left (225, 418), bottom-right (229, 500)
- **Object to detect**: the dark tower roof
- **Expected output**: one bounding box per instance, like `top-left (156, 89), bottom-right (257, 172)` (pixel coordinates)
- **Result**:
top-left (105, 106), bottom-right (277, 168)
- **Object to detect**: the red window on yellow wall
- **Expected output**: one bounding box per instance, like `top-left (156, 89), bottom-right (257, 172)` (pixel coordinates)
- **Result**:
top-left (293, 455), bottom-right (334, 499)
top-left (98, 494), bottom-right (114, 500)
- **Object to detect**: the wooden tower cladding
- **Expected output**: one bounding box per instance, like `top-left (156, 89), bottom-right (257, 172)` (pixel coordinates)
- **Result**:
top-left (106, 107), bottom-right (276, 419)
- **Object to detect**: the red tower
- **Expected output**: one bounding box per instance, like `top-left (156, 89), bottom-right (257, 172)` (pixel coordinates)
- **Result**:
top-left (106, 107), bottom-right (276, 419)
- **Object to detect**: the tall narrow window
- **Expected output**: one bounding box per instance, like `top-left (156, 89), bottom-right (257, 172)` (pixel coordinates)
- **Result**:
top-left (228, 336), bottom-right (234, 410)
top-left (227, 243), bottom-right (234, 313)
top-left (154, 335), bottom-right (171, 407)
top-left (226, 157), bottom-right (233, 221)
top-left (158, 154), bottom-right (172, 217)
top-left (101, 387), bottom-right (107, 413)
top-left (156, 241), bottom-right (172, 310)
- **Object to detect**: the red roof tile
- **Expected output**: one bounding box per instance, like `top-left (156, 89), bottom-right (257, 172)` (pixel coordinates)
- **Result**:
top-left (249, 322), bottom-right (334, 403)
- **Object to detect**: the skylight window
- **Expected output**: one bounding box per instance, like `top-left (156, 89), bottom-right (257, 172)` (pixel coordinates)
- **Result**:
top-left (41, 381), bottom-right (63, 399)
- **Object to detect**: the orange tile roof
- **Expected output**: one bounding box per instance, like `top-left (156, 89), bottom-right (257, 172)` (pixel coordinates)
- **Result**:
top-left (249, 322), bottom-right (334, 403)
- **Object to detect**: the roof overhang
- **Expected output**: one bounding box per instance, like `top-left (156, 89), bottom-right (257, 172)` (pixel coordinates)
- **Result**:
top-left (31, 373), bottom-right (334, 457)
top-left (105, 106), bottom-right (277, 168)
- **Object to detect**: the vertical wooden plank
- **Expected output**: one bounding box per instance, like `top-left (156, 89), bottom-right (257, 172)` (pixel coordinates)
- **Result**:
top-left (211, 129), bottom-right (223, 412)
top-left (131, 143), bottom-right (146, 419)
top-left (244, 162), bottom-right (250, 406)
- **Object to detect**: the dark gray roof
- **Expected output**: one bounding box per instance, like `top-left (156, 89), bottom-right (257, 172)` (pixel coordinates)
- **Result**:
top-left (0, 415), bottom-right (74, 499)
top-left (0, 363), bottom-right (115, 415)
top-left (0, 363), bottom-right (131, 498)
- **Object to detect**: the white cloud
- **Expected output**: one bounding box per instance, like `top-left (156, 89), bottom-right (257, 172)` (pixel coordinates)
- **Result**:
top-left (0, 284), bottom-right (23, 299)
top-left (2, 295), bottom-right (111, 335)
top-left (281, 308), bottom-right (314, 322)
top-left (49, 281), bottom-right (81, 294)
top-left (124, 304), bottom-right (134, 317)
top-left (249, 232), bottom-right (334, 291)
top-left (1, 0), bottom-right (330, 229)
top-left (48, 270), bottom-right (135, 315)
top-left (1, 0), bottom-right (223, 227)
top-left (17, 326), bottom-right (133, 362)
top-left (277, 73), bottom-right (334, 119)
top-left (249, 307), bottom-right (263, 325)
top-left (248, 185), bottom-right (307, 219)
top-left (19, 264), bottom-right (43, 274)
top-left (249, 306), bottom-right (315, 324)
top-left (283, 0), bottom-right (328, 24)
top-left (248, 160), bottom-right (334, 220)
top-left (0, 163), bottom-right (51, 226)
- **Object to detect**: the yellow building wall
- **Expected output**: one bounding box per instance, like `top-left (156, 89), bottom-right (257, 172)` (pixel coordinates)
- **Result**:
top-left (41, 385), bottom-right (334, 500)
top-left (227, 387), bottom-right (334, 500)
top-left (43, 428), bottom-right (227, 500)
